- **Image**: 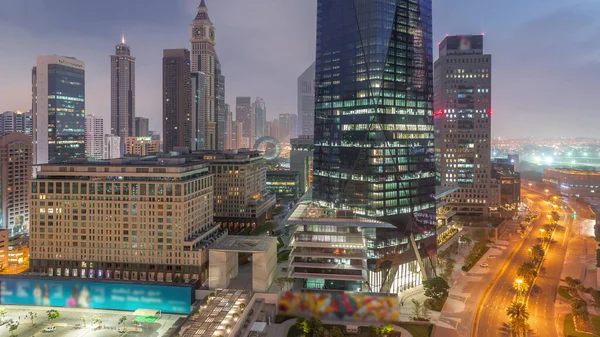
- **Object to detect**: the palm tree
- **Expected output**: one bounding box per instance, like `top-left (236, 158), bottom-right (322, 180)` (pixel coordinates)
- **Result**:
top-left (529, 244), bottom-right (545, 262)
top-left (506, 301), bottom-right (529, 337)
top-left (517, 262), bottom-right (537, 283)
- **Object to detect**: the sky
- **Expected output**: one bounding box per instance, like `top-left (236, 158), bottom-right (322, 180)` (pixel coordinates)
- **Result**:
top-left (0, 0), bottom-right (598, 138)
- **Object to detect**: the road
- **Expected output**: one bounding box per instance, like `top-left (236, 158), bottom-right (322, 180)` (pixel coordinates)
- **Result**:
top-left (474, 188), bottom-right (572, 337)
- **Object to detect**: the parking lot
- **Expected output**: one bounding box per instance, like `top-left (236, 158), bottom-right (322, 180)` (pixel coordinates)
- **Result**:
top-left (0, 305), bottom-right (184, 337)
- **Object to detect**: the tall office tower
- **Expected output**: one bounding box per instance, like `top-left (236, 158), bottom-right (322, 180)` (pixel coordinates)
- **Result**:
top-left (190, 0), bottom-right (217, 149)
top-left (29, 156), bottom-right (223, 283)
top-left (266, 120), bottom-right (280, 140)
top-left (296, 0), bottom-right (436, 293)
top-left (163, 49), bottom-right (192, 152)
top-left (103, 134), bottom-right (121, 159)
top-left (0, 111), bottom-right (33, 136)
top-left (298, 62), bottom-right (315, 137)
top-left (278, 113), bottom-right (295, 143)
top-left (434, 35), bottom-right (491, 217)
top-left (0, 133), bottom-right (32, 236)
top-left (197, 150), bottom-right (276, 233)
top-left (191, 71), bottom-right (207, 150)
top-left (85, 115), bottom-right (105, 160)
top-left (236, 97), bottom-right (253, 143)
top-left (215, 57), bottom-right (226, 151)
top-left (224, 104), bottom-right (233, 150)
top-left (135, 117), bottom-right (149, 137)
top-left (253, 98), bottom-right (267, 140)
top-left (290, 136), bottom-right (314, 194)
top-left (234, 120), bottom-right (245, 149)
top-left (32, 55), bottom-right (85, 165)
top-left (110, 35), bottom-right (136, 152)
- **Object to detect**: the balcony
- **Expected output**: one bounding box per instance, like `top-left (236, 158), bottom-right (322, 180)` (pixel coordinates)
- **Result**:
top-left (290, 261), bottom-right (367, 271)
top-left (290, 271), bottom-right (367, 282)
top-left (290, 248), bottom-right (368, 260)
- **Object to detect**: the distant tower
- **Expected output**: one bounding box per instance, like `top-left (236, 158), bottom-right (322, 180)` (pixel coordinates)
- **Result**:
top-left (297, 62), bottom-right (315, 137)
top-left (110, 34), bottom-right (136, 153)
top-left (162, 49), bottom-right (192, 152)
top-left (85, 115), bottom-right (105, 160)
top-left (190, 0), bottom-right (217, 149)
top-left (254, 98), bottom-right (266, 140)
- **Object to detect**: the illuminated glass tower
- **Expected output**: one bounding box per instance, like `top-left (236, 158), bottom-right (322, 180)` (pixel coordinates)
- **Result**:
top-left (309, 0), bottom-right (436, 292)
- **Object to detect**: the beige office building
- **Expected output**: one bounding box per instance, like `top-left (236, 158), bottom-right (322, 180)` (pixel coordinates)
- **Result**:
top-left (0, 133), bottom-right (32, 236)
top-left (29, 156), bottom-right (224, 283)
top-left (124, 137), bottom-right (161, 156)
top-left (197, 150), bottom-right (275, 232)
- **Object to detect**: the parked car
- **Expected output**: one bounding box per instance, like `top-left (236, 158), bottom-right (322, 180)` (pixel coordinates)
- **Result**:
top-left (44, 326), bottom-right (57, 332)
top-left (118, 327), bottom-right (126, 333)
top-left (487, 255), bottom-right (496, 259)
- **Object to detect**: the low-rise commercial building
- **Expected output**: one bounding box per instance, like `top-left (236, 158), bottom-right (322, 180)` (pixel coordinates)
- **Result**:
top-left (29, 156), bottom-right (224, 283)
top-left (266, 170), bottom-right (300, 201)
top-left (197, 150), bottom-right (275, 233)
top-left (543, 168), bottom-right (600, 198)
top-left (124, 136), bottom-right (161, 156)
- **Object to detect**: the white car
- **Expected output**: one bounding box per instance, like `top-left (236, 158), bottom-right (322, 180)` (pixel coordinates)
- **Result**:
top-left (480, 262), bottom-right (489, 268)
top-left (44, 326), bottom-right (57, 332)
top-left (118, 327), bottom-right (126, 333)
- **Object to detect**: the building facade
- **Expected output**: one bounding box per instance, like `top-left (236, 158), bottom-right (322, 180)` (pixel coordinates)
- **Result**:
top-left (224, 104), bottom-right (233, 150)
top-left (290, 136), bottom-right (314, 195)
top-left (191, 71), bottom-right (207, 151)
top-left (266, 170), bottom-right (300, 201)
top-left (0, 111), bottom-right (32, 136)
top-left (491, 158), bottom-right (520, 210)
top-left (163, 49), bottom-right (192, 152)
top-left (103, 134), bottom-right (121, 159)
top-left (135, 117), bottom-right (149, 137)
top-left (236, 97), bottom-right (253, 143)
top-left (124, 137), bottom-right (161, 156)
top-left (110, 35), bottom-right (136, 152)
top-left (215, 57), bottom-right (226, 151)
top-left (0, 133), bottom-right (32, 236)
top-left (190, 0), bottom-right (217, 150)
top-left (299, 0), bottom-right (436, 293)
top-left (297, 62), bottom-right (315, 137)
top-left (434, 35), bottom-right (492, 217)
top-left (543, 168), bottom-right (600, 198)
top-left (32, 55), bottom-right (85, 165)
top-left (85, 115), bottom-right (104, 160)
top-left (198, 150), bottom-right (276, 233)
top-left (29, 156), bottom-right (223, 283)
top-left (254, 98), bottom-right (267, 141)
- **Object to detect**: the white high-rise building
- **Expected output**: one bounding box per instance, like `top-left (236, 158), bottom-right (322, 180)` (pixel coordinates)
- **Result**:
top-left (85, 115), bottom-right (104, 160)
top-left (190, 0), bottom-right (216, 149)
top-left (103, 134), bottom-right (121, 159)
top-left (297, 62), bottom-right (315, 137)
top-left (0, 111), bottom-right (33, 136)
top-left (434, 35), bottom-right (492, 216)
top-left (32, 55), bottom-right (85, 165)
top-left (110, 34), bottom-right (136, 152)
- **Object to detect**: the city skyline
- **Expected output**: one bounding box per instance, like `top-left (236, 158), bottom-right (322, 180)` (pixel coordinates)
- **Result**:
top-left (0, 0), bottom-right (597, 138)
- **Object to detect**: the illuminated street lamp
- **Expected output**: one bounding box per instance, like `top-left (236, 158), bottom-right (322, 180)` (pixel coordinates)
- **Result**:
top-left (513, 278), bottom-right (527, 296)
top-left (544, 189), bottom-right (549, 194)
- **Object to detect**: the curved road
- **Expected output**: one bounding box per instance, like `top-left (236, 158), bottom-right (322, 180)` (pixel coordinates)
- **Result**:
top-left (474, 189), bottom-right (572, 337)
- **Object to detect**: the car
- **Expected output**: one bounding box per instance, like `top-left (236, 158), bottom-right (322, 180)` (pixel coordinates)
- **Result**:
top-left (487, 255), bottom-right (496, 259)
top-left (480, 262), bottom-right (489, 268)
top-left (118, 327), bottom-right (126, 333)
top-left (44, 326), bottom-right (57, 332)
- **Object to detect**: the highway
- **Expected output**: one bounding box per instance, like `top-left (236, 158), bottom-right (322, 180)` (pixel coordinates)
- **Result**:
top-left (474, 188), bottom-right (571, 337)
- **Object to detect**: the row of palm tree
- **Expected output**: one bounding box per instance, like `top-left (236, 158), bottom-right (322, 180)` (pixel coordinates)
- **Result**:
top-left (506, 300), bottom-right (529, 337)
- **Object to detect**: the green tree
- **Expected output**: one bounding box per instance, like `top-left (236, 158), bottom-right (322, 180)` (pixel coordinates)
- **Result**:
top-left (0, 308), bottom-right (7, 321)
top-left (6, 321), bottom-right (19, 337)
top-left (505, 301), bottom-right (529, 337)
top-left (46, 309), bottom-right (60, 322)
top-left (307, 317), bottom-right (324, 337)
top-left (571, 299), bottom-right (589, 320)
top-left (118, 316), bottom-right (127, 327)
top-left (380, 324), bottom-right (394, 337)
top-left (92, 315), bottom-right (102, 328)
top-left (239, 303), bottom-right (246, 312)
top-left (423, 277), bottom-right (450, 310)
top-left (295, 317), bottom-right (310, 334)
top-left (565, 277), bottom-right (582, 295)
top-left (28, 311), bottom-right (37, 326)
top-left (330, 326), bottom-right (344, 337)
top-left (80, 314), bottom-right (87, 327)
top-left (517, 262), bottom-right (537, 283)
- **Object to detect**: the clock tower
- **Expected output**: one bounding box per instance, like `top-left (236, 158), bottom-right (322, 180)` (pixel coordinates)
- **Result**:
top-left (190, 0), bottom-right (217, 150)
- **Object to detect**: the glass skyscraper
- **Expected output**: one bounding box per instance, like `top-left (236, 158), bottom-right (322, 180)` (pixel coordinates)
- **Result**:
top-left (33, 55), bottom-right (86, 165)
top-left (307, 0), bottom-right (436, 293)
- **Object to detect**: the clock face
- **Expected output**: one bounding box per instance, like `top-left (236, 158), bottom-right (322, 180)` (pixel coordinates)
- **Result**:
top-left (193, 28), bottom-right (204, 38)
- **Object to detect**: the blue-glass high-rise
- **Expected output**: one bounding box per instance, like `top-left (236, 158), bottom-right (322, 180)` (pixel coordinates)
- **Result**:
top-left (313, 0), bottom-right (436, 289)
